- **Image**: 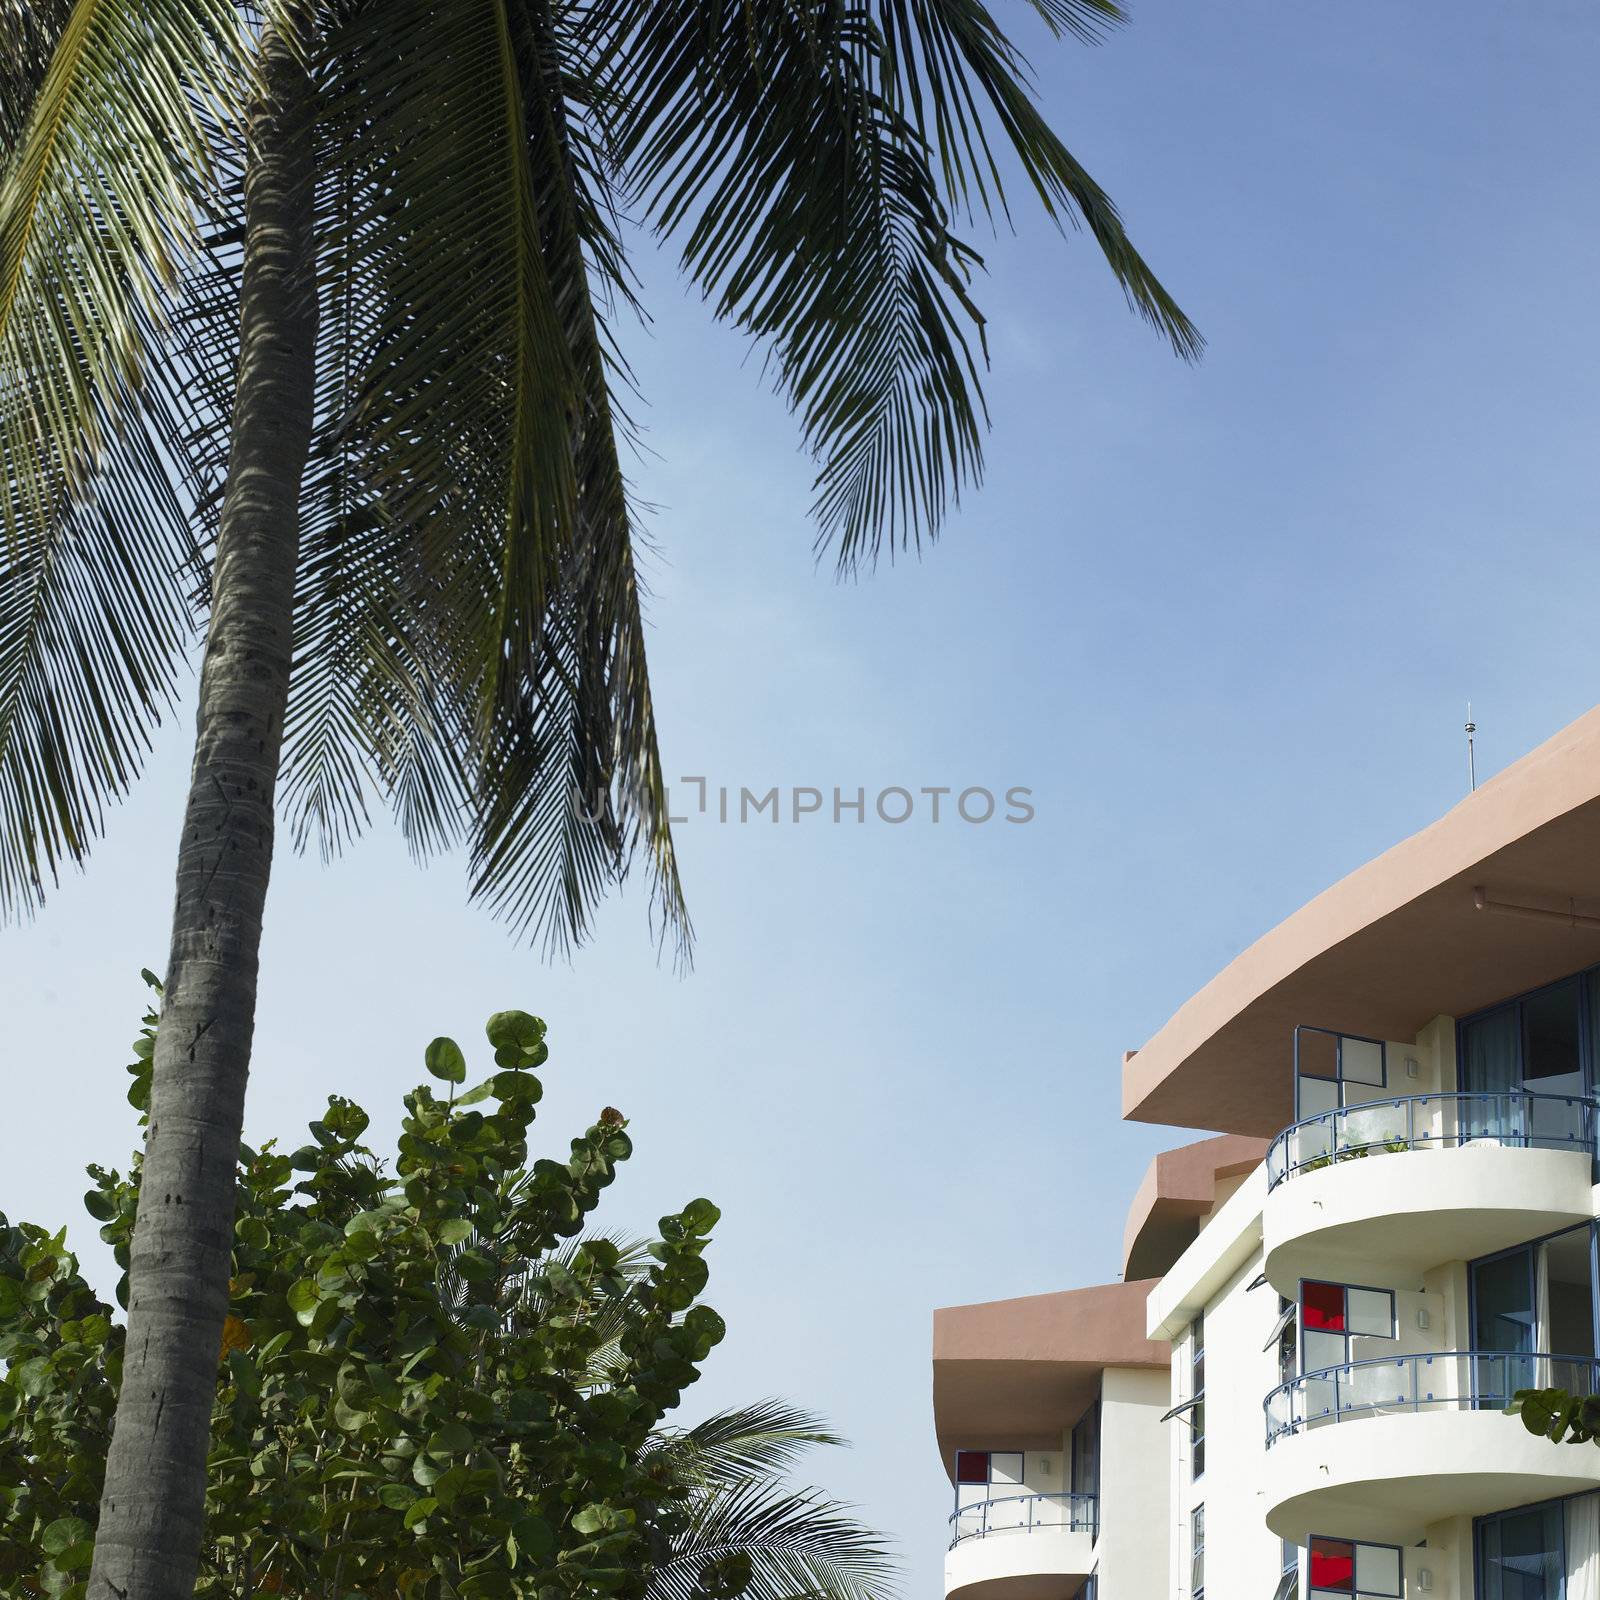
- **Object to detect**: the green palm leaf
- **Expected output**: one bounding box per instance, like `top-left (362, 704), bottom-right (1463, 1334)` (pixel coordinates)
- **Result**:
top-left (610, 0), bottom-right (1197, 569)
top-left (647, 1401), bottom-right (850, 1483)
top-left (0, 0), bottom-right (248, 912)
top-left (648, 1477), bottom-right (897, 1600)
top-left (286, 0), bottom-right (689, 959)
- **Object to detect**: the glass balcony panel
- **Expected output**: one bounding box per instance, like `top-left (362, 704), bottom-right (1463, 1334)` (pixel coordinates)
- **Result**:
top-left (986, 1497), bottom-right (1028, 1532)
top-left (947, 1494), bottom-right (1098, 1547)
top-left (1528, 1093), bottom-right (1588, 1152)
top-left (1267, 1087), bottom-right (1600, 1187)
top-left (1337, 1358), bottom-right (1407, 1418)
top-left (1264, 1352), bottom-right (1600, 1448)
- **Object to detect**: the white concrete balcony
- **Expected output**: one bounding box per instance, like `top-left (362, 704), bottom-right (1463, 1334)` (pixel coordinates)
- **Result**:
top-left (944, 1494), bottom-right (1097, 1600)
top-left (1261, 1351), bottom-right (1600, 1544)
top-left (1261, 1090), bottom-right (1598, 1292)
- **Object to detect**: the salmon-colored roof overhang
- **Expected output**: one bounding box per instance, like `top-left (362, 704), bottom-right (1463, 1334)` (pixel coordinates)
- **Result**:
top-left (1121, 1133), bottom-right (1270, 1280)
top-left (1123, 705), bottom-right (1600, 1138)
top-left (931, 1280), bottom-right (1167, 1479)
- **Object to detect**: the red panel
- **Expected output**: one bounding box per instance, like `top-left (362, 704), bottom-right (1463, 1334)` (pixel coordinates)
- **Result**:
top-left (1302, 1281), bottom-right (1346, 1331)
top-left (956, 1451), bottom-right (989, 1484)
top-left (1309, 1536), bottom-right (1354, 1592)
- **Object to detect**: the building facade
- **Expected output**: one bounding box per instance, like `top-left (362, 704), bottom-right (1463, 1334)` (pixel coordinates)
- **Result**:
top-left (933, 708), bottom-right (1600, 1599)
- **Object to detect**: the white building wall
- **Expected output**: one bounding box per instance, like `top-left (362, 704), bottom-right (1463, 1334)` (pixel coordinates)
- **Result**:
top-left (1096, 1366), bottom-right (1170, 1596)
top-left (1165, 1251), bottom-right (1285, 1600)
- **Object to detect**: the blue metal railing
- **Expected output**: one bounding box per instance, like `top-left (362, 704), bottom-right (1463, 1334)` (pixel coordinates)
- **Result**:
top-left (948, 1493), bottom-right (1099, 1548)
top-left (1263, 1350), bottom-right (1600, 1447)
top-left (1265, 1090), bottom-right (1600, 1190)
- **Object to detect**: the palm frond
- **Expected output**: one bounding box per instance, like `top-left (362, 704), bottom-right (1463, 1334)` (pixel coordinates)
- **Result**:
top-left (0, 0), bottom-right (249, 914)
top-left (608, 0), bottom-right (1195, 569)
top-left (647, 1401), bottom-right (850, 1485)
top-left (292, 0), bottom-right (689, 961)
top-left (878, 0), bottom-right (1199, 353)
top-left (648, 1478), bottom-right (897, 1600)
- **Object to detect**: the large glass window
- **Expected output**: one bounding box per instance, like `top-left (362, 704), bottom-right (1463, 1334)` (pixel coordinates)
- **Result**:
top-left (1071, 1396), bottom-right (1100, 1501)
top-left (1473, 1249), bottom-right (1536, 1354)
top-left (1308, 1536), bottom-right (1401, 1599)
top-left (1546, 1226), bottom-right (1598, 1361)
top-left (1477, 1500), bottom-right (1564, 1599)
top-left (1470, 1222), bottom-right (1600, 1402)
top-left (1460, 971), bottom-right (1597, 1150)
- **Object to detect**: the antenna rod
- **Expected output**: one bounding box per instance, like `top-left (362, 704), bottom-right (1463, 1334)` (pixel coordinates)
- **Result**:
top-left (1465, 702), bottom-right (1477, 793)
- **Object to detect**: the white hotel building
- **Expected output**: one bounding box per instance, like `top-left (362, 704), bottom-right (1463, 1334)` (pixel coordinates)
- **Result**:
top-left (933, 708), bottom-right (1600, 1600)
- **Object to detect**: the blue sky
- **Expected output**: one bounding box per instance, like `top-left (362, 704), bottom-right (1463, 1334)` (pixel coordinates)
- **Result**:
top-left (7, 2), bottom-right (1600, 1592)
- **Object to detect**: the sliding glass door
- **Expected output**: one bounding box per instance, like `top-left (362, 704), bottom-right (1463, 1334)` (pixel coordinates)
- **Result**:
top-left (1477, 1502), bottom-right (1564, 1600)
top-left (1460, 975), bottom-right (1594, 1151)
top-left (1471, 1222), bottom-right (1600, 1400)
top-left (1472, 1247), bottom-right (1536, 1401)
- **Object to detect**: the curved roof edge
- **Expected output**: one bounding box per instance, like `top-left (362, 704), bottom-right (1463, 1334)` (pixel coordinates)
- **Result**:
top-left (1121, 1133), bottom-right (1270, 1280)
top-left (1123, 704), bottom-right (1600, 1136)
top-left (932, 1279), bottom-right (1166, 1479)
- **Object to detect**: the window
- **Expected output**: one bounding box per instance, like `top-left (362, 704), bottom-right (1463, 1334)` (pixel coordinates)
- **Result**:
top-left (1459, 969), bottom-right (1598, 1152)
top-left (1476, 1500), bottom-right (1565, 1600)
top-left (952, 1451), bottom-right (1025, 1539)
top-left (1294, 1026), bottom-right (1386, 1121)
top-left (1470, 1222), bottom-right (1600, 1404)
top-left (1272, 1540), bottom-right (1300, 1600)
top-left (1191, 1312), bottom-right (1206, 1479)
top-left (1071, 1398), bottom-right (1100, 1502)
top-left (1274, 1295), bottom-right (1297, 1385)
top-left (1190, 1505), bottom-right (1205, 1600)
top-left (1300, 1280), bottom-right (1395, 1377)
top-left (954, 1451), bottom-right (1022, 1491)
top-left (1308, 1536), bottom-right (1401, 1599)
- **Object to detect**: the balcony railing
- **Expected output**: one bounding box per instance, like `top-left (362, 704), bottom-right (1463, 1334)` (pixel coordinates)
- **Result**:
top-left (1264, 1351), bottom-right (1600, 1446)
top-left (948, 1493), bottom-right (1099, 1548)
top-left (1265, 1090), bottom-right (1600, 1190)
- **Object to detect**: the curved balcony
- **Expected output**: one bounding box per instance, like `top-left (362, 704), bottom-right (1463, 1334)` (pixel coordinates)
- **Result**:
top-left (945, 1495), bottom-right (1097, 1600)
top-left (1262, 1091), bottom-right (1598, 1291)
top-left (1261, 1352), bottom-right (1600, 1545)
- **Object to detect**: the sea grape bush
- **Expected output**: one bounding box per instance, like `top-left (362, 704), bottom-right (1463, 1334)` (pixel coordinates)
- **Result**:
top-left (0, 981), bottom-right (730, 1598)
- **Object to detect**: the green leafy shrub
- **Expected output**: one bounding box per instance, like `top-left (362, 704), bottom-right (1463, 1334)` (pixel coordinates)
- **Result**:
top-left (0, 982), bottom-right (734, 1599)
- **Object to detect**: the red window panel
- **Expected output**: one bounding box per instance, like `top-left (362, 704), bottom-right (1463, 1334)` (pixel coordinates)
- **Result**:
top-left (956, 1451), bottom-right (989, 1484)
top-left (1302, 1281), bottom-right (1346, 1331)
top-left (1309, 1536), bottom-right (1355, 1592)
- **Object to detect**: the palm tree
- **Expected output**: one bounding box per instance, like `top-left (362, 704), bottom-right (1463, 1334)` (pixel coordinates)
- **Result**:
top-left (0, 2), bottom-right (1197, 1594)
top-left (642, 1402), bottom-right (894, 1600)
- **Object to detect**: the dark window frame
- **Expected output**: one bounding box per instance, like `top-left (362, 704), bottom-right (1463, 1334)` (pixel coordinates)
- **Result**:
top-left (1307, 1531), bottom-right (1403, 1599)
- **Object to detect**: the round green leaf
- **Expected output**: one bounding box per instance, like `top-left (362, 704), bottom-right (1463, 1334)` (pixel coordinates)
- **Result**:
top-left (425, 1037), bottom-right (467, 1084)
top-left (403, 1495), bottom-right (438, 1530)
top-left (426, 1420), bottom-right (474, 1458)
top-left (286, 1278), bottom-right (319, 1325)
top-left (41, 1518), bottom-right (91, 1557)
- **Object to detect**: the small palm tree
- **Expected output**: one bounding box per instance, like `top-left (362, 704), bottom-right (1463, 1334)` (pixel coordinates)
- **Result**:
top-left (0, 3), bottom-right (1197, 1593)
top-left (643, 1402), bottom-right (894, 1600)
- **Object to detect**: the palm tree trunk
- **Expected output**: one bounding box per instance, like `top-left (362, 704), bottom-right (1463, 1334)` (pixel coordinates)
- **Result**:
top-left (88, 16), bottom-right (317, 1600)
